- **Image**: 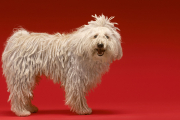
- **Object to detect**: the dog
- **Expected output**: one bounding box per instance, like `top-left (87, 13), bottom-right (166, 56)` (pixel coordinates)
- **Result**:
top-left (2, 14), bottom-right (123, 116)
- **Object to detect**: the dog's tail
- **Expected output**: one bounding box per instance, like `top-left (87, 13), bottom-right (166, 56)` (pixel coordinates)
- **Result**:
top-left (2, 28), bottom-right (29, 55)
top-left (11, 28), bottom-right (29, 39)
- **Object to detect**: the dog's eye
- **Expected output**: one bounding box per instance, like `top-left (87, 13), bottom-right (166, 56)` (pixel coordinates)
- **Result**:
top-left (94, 35), bottom-right (98, 38)
top-left (105, 35), bottom-right (109, 39)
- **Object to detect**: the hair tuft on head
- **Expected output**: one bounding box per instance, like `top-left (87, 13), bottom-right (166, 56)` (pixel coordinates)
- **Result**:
top-left (88, 14), bottom-right (120, 31)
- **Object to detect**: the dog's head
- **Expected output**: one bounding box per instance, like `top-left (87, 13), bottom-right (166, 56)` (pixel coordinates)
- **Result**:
top-left (70, 14), bottom-right (122, 63)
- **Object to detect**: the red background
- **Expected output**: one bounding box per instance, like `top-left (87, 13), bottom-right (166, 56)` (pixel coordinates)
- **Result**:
top-left (0, 0), bottom-right (180, 119)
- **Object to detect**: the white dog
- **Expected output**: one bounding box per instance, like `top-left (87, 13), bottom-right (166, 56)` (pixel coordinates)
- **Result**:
top-left (2, 14), bottom-right (122, 116)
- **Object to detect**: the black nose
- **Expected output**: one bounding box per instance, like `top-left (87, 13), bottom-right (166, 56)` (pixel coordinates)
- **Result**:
top-left (97, 43), bottom-right (104, 48)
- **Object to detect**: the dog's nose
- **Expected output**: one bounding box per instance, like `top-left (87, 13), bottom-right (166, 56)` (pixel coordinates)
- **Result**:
top-left (97, 43), bottom-right (104, 48)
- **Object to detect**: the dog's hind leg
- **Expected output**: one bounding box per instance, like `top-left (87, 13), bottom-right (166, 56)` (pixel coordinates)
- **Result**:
top-left (23, 76), bottom-right (40, 114)
top-left (8, 78), bottom-right (38, 116)
top-left (7, 69), bottom-right (38, 116)
top-left (8, 81), bottom-right (31, 116)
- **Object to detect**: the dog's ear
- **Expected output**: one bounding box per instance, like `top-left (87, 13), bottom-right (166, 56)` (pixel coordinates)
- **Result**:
top-left (113, 30), bottom-right (123, 60)
top-left (69, 28), bottom-right (91, 57)
top-left (117, 41), bottom-right (123, 60)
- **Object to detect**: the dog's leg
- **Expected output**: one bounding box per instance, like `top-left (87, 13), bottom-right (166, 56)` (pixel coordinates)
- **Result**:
top-left (65, 87), bottom-right (92, 115)
top-left (10, 87), bottom-right (31, 116)
top-left (7, 72), bottom-right (38, 116)
top-left (64, 74), bottom-right (92, 115)
top-left (24, 77), bottom-right (39, 114)
top-left (9, 79), bottom-right (38, 116)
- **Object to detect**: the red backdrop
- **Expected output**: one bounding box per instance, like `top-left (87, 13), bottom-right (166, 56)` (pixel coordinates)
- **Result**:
top-left (0, 0), bottom-right (180, 120)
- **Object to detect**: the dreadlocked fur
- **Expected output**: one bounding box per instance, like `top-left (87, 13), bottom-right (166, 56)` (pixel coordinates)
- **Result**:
top-left (2, 14), bottom-right (123, 116)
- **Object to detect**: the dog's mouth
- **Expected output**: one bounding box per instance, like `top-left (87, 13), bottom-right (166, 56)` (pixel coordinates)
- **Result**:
top-left (96, 49), bottom-right (105, 56)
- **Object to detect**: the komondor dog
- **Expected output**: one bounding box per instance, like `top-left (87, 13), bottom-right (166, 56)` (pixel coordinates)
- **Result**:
top-left (2, 14), bottom-right (123, 116)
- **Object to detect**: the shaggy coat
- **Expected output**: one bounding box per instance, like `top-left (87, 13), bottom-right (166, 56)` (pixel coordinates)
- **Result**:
top-left (2, 15), bottom-right (122, 116)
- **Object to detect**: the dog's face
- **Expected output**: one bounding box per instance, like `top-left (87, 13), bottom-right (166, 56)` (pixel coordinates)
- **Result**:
top-left (89, 27), bottom-right (122, 62)
top-left (71, 15), bottom-right (122, 63)
top-left (92, 27), bottom-right (111, 57)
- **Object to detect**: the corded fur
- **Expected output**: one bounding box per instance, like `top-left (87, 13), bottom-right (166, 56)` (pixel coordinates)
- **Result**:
top-left (2, 14), bottom-right (123, 116)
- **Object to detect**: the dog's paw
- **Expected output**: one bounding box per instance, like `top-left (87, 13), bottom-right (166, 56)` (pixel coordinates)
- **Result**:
top-left (26, 105), bottom-right (38, 113)
top-left (15, 110), bottom-right (31, 117)
top-left (76, 107), bottom-right (92, 115)
top-left (29, 105), bottom-right (38, 113)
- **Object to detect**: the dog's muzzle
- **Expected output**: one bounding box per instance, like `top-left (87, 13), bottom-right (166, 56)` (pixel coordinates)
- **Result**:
top-left (96, 43), bottom-right (105, 56)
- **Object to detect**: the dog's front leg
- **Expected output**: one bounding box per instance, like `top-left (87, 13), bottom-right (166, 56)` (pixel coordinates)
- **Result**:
top-left (64, 77), bottom-right (92, 115)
